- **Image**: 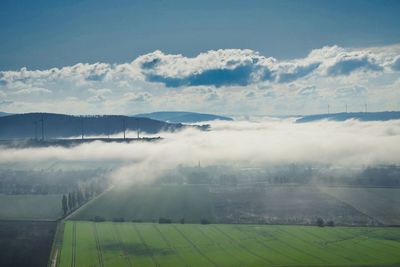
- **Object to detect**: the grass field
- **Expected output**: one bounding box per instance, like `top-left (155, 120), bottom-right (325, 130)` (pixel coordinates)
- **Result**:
top-left (0, 194), bottom-right (62, 220)
top-left (71, 185), bottom-right (215, 223)
top-left (71, 184), bottom-right (389, 225)
top-left (321, 187), bottom-right (400, 225)
top-left (58, 221), bottom-right (400, 267)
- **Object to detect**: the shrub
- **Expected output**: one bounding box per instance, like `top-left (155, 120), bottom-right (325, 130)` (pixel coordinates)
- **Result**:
top-left (158, 217), bottom-right (172, 224)
top-left (201, 218), bottom-right (211, 225)
top-left (93, 216), bottom-right (105, 222)
top-left (316, 217), bottom-right (324, 227)
top-left (326, 220), bottom-right (335, 227)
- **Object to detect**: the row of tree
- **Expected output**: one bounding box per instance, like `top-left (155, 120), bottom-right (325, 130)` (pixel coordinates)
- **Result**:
top-left (61, 187), bottom-right (95, 215)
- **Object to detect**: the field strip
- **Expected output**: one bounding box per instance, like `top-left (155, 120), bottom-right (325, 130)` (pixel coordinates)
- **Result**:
top-left (212, 225), bottom-right (273, 264)
top-left (331, 228), bottom-right (389, 260)
top-left (300, 228), bottom-right (357, 262)
top-left (71, 222), bottom-right (76, 267)
top-left (278, 226), bottom-right (350, 263)
top-left (342, 228), bottom-right (400, 251)
top-left (337, 228), bottom-right (400, 258)
top-left (172, 225), bottom-right (219, 267)
top-left (270, 226), bottom-right (328, 264)
top-left (152, 225), bottom-right (188, 267)
top-left (366, 237), bottom-right (400, 252)
top-left (196, 225), bottom-right (247, 265)
top-left (92, 223), bottom-right (104, 267)
top-left (49, 221), bottom-right (65, 267)
top-left (300, 227), bottom-right (393, 262)
top-left (318, 187), bottom-right (385, 225)
top-left (132, 224), bottom-right (159, 267)
top-left (246, 230), bottom-right (299, 263)
top-left (113, 224), bottom-right (133, 267)
top-left (50, 249), bottom-right (58, 267)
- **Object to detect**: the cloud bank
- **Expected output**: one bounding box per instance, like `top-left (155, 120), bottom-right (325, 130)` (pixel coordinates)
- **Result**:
top-left (1, 119), bottom-right (399, 183)
top-left (0, 45), bottom-right (399, 115)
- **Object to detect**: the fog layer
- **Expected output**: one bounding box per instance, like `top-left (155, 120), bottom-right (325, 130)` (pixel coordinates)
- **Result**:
top-left (1, 119), bottom-right (400, 183)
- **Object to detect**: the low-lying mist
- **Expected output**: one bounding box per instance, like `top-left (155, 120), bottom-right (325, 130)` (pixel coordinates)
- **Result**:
top-left (1, 118), bottom-right (400, 184)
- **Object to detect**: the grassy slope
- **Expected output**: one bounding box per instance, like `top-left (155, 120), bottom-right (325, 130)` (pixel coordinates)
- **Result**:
top-left (0, 194), bottom-right (62, 220)
top-left (321, 187), bottom-right (400, 225)
top-left (58, 221), bottom-right (400, 267)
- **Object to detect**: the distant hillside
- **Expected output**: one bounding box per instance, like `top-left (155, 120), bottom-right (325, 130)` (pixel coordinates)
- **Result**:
top-left (0, 112), bottom-right (12, 117)
top-left (296, 111), bottom-right (400, 123)
top-left (0, 113), bottom-right (186, 139)
top-left (135, 111), bottom-right (233, 123)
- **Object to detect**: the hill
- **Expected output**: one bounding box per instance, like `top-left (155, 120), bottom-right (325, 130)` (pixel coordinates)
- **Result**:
top-left (135, 111), bottom-right (233, 123)
top-left (0, 113), bottom-right (186, 139)
top-left (0, 112), bottom-right (12, 117)
top-left (296, 111), bottom-right (400, 123)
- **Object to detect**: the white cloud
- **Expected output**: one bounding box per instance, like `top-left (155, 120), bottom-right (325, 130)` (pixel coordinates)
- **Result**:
top-left (0, 45), bottom-right (399, 115)
top-left (0, 119), bottom-right (399, 184)
top-left (13, 87), bottom-right (52, 95)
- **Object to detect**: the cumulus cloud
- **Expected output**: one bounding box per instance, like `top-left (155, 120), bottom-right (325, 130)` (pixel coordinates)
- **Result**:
top-left (135, 49), bottom-right (272, 87)
top-left (13, 87), bottom-right (52, 95)
top-left (0, 44), bottom-right (399, 115)
top-left (298, 86), bottom-right (317, 97)
top-left (134, 45), bottom-right (397, 87)
top-left (391, 56), bottom-right (400, 71)
top-left (335, 85), bottom-right (367, 99)
top-left (0, 100), bottom-right (13, 106)
top-left (0, 119), bottom-right (399, 183)
top-left (326, 56), bottom-right (382, 76)
top-left (0, 46), bottom-right (398, 90)
top-left (124, 92), bottom-right (153, 103)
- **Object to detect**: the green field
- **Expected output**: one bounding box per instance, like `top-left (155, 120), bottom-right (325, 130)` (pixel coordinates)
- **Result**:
top-left (71, 185), bottom-right (215, 223)
top-left (58, 221), bottom-right (400, 267)
top-left (71, 184), bottom-right (388, 225)
top-left (321, 187), bottom-right (400, 225)
top-left (0, 194), bottom-right (62, 220)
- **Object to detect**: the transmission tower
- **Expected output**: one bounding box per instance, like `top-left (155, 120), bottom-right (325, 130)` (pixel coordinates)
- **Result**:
top-left (34, 121), bottom-right (38, 140)
top-left (81, 116), bottom-right (84, 140)
top-left (137, 119), bottom-right (140, 139)
top-left (123, 118), bottom-right (126, 140)
top-left (41, 114), bottom-right (45, 141)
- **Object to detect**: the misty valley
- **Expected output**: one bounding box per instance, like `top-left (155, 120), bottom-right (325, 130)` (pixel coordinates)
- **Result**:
top-left (0, 116), bottom-right (400, 267)
top-left (2, 2), bottom-right (400, 264)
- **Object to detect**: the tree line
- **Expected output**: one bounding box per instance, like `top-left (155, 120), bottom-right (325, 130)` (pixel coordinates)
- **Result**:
top-left (62, 181), bottom-right (106, 216)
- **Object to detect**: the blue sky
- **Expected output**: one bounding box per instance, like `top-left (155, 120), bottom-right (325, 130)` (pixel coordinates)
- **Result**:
top-left (0, 0), bottom-right (400, 115)
top-left (1, 0), bottom-right (400, 70)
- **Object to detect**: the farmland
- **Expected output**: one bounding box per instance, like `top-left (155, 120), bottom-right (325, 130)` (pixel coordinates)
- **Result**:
top-left (58, 221), bottom-right (400, 267)
top-left (0, 194), bottom-right (62, 220)
top-left (71, 185), bottom-right (215, 223)
top-left (71, 184), bottom-right (388, 225)
top-left (321, 187), bottom-right (400, 225)
top-left (0, 221), bottom-right (57, 267)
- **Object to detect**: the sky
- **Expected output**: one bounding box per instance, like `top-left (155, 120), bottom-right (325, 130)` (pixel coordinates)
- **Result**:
top-left (1, 0), bottom-right (400, 116)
